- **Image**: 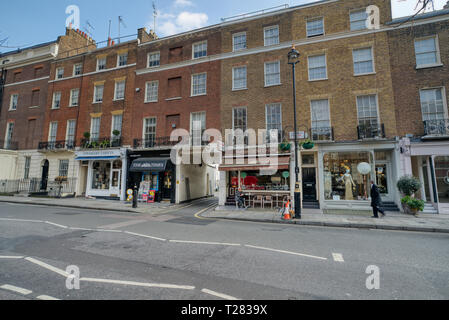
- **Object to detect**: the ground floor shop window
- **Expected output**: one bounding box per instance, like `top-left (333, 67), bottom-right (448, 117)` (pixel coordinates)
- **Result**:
top-left (323, 152), bottom-right (373, 200)
top-left (435, 156), bottom-right (449, 203)
top-left (91, 161), bottom-right (111, 190)
top-left (230, 170), bottom-right (290, 191)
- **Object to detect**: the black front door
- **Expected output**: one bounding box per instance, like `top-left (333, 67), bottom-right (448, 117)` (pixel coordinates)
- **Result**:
top-left (302, 168), bottom-right (317, 201)
top-left (41, 160), bottom-right (49, 191)
top-left (162, 170), bottom-right (174, 201)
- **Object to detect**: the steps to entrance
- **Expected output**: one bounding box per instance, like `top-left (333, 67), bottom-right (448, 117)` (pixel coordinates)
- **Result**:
top-left (303, 200), bottom-right (320, 209)
top-left (423, 203), bottom-right (438, 214)
top-left (382, 201), bottom-right (400, 212)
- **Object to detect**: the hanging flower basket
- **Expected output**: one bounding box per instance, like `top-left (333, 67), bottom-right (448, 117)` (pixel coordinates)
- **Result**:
top-left (302, 140), bottom-right (315, 149)
top-left (279, 142), bottom-right (291, 151)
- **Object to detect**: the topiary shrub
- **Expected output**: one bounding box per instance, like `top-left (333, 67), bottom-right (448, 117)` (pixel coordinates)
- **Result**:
top-left (397, 175), bottom-right (421, 196)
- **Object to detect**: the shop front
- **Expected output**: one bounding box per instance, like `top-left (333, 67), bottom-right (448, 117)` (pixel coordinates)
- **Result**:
top-left (75, 149), bottom-right (127, 200)
top-left (127, 154), bottom-right (176, 204)
top-left (317, 141), bottom-right (400, 213)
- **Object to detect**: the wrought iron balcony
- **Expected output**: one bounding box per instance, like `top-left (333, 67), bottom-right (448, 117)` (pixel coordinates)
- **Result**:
top-left (0, 140), bottom-right (18, 151)
top-left (311, 127), bottom-right (334, 142)
top-left (80, 137), bottom-right (122, 149)
top-left (38, 140), bottom-right (76, 151)
top-left (423, 119), bottom-right (449, 137)
top-left (133, 136), bottom-right (209, 149)
top-left (357, 123), bottom-right (385, 140)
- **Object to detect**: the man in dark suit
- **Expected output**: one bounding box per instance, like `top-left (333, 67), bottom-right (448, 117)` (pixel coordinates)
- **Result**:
top-left (370, 180), bottom-right (385, 218)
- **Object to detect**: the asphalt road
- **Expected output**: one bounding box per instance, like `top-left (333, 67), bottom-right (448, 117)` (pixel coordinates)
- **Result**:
top-left (0, 199), bottom-right (448, 300)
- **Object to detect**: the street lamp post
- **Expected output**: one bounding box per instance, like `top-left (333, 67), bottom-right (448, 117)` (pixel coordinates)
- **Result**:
top-left (288, 46), bottom-right (301, 219)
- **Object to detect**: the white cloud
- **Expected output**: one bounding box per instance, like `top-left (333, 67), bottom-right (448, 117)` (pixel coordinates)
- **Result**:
top-left (174, 0), bottom-right (194, 7)
top-left (390, 0), bottom-right (446, 18)
top-left (157, 11), bottom-right (209, 36)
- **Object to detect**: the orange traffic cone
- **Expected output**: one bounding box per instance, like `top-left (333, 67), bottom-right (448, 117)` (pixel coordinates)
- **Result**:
top-left (283, 200), bottom-right (291, 220)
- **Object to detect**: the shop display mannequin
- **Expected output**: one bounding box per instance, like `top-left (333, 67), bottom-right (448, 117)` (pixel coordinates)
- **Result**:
top-left (343, 169), bottom-right (356, 200)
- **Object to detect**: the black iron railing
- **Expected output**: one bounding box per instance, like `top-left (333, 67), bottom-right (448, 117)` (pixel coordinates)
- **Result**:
top-left (357, 123), bottom-right (385, 140)
top-left (38, 140), bottom-right (76, 151)
top-left (0, 140), bottom-right (18, 151)
top-left (423, 119), bottom-right (449, 136)
top-left (80, 137), bottom-right (122, 149)
top-left (133, 136), bottom-right (209, 149)
top-left (311, 127), bottom-right (333, 142)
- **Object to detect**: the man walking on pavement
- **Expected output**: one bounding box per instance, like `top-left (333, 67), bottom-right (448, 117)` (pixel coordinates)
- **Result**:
top-left (370, 180), bottom-right (386, 218)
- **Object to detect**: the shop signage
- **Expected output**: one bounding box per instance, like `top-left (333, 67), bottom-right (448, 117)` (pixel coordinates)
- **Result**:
top-left (130, 158), bottom-right (169, 172)
top-left (289, 131), bottom-right (306, 140)
top-left (76, 150), bottom-right (122, 158)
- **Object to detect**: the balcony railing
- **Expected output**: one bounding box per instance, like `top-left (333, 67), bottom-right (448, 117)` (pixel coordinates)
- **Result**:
top-left (423, 119), bottom-right (449, 137)
top-left (0, 140), bottom-right (18, 151)
top-left (133, 136), bottom-right (210, 149)
top-left (38, 140), bottom-right (76, 151)
top-left (80, 137), bottom-right (122, 149)
top-left (357, 123), bottom-right (385, 140)
top-left (311, 127), bottom-right (334, 142)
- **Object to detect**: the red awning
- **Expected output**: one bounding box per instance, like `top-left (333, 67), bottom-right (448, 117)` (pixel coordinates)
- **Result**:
top-left (219, 156), bottom-right (290, 172)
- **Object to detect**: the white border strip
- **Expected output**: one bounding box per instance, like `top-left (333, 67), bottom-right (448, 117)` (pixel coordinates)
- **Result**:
top-left (170, 240), bottom-right (241, 246)
top-left (245, 245), bottom-right (328, 260)
top-left (80, 277), bottom-right (195, 290)
top-left (124, 231), bottom-right (166, 242)
top-left (201, 288), bottom-right (239, 300)
top-left (0, 284), bottom-right (32, 295)
top-left (25, 257), bottom-right (70, 278)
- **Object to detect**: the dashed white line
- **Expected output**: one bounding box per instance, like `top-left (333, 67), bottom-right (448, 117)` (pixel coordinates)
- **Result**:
top-left (169, 240), bottom-right (241, 246)
top-left (45, 221), bottom-right (68, 229)
top-left (201, 288), bottom-right (239, 300)
top-left (0, 218), bottom-right (43, 223)
top-left (80, 277), bottom-right (195, 290)
top-left (25, 257), bottom-right (69, 278)
top-left (36, 295), bottom-right (60, 300)
top-left (245, 245), bottom-right (328, 261)
top-left (0, 256), bottom-right (24, 259)
top-left (124, 231), bottom-right (166, 242)
top-left (332, 253), bottom-right (345, 262)
top-left (0, 284), bottom-right (32, 295)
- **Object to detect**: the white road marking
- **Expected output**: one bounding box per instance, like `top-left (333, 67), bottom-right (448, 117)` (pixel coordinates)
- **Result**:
top-left (25, 257), bottom-right (69, 278)
top-left (98, 220), bottom-right (146, 230)
top-left (245, 245), bottom-right (328, 261)
top-left (0, 284), bottom-right (32, 295)
top-left (94, 229), bottom-right (123, 233)
top-left (45, 221), bottom-right (68, 229)
top-left (0, 256), bottom-right (24, 259)
top-left (170, 240), bottom-right (241, 246)
top-left (124, 231), bottom-right (166, 242)
top-left (80, 277), bottom-right (195, 290)
top-left (68, 227), bottom-right (97, 231)
top-left (332, 253), bottom-right (345, 262)
top-left (36, 295), bottom-right (60, 300)
top-left (201, 288), bottom-right (239, 300)
top-left (0, 218), bottom-right (43, 223)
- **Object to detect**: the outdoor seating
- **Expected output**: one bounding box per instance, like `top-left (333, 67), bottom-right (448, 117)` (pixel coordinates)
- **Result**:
top-left (263, 196), bottom-right (273, 209)
top-left (253, 195), bottom-right (263, 208)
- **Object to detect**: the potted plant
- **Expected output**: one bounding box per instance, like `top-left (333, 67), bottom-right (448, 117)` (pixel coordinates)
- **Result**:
top-left (301, 139), bottom-right (315, 150)
top-left (112, 130), bottom-right (121, 137)
top-left (397, 175), bottom-right (423, 215)
top-left (279, 139), bottom-right (291, 152)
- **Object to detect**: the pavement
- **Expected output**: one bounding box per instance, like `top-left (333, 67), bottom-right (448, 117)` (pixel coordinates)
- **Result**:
top-left (1, 195), bottom-right (449, 234)
top-left (203, 206), bottom-right (449, 234)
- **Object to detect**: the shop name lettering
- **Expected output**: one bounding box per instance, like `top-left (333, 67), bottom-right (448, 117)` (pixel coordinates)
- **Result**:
top-left (133, 162), bottom-right (164, 168)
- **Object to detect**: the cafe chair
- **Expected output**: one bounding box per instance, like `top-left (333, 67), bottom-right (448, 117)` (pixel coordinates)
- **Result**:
top-left (263, 196), bottom-right (273, 209)
top-left (253, 195), bottom-right (263, 208)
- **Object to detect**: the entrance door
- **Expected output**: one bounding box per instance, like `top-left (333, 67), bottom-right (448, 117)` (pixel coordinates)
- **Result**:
top-left (162, 170), bottom-right (173, 200)
top-left (302, 168), bottom-right (317, 201)
top-left (110, 169), bottom-right (121, 196)
top-left (375, 162), bottom-right (392, 201)
top-left (41, 160), bottom-right (49, 191)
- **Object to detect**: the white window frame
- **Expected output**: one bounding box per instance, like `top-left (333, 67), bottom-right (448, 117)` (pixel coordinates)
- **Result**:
top-left (356, 94), bottom-right (380, 127)
top-left (232, 66), bottom-right (247, 90)
top-left (48, 122), bottom-right (58, 142)
top-left (233, 32), bottom-right (247, 52)
top-left (419, 87), bottom-right (448, 121)
top-left (147, 51), bottom-right (160, 68)
top-left (192, 41), bottom-right (208, 59)
top-left (264, 25), bottom-right (280, 46)
top-left (117, 53), bottom-right (128, 67)
top-left (90, 117), bottom-right (101, 141)
top-left (265, 103), bottom-right (283, 143)
top-left (306, 17), bottom-right (325, 37)
top-left (414, 35), bottom-right (442, 69)
top-left (350, 9), bottom-right (368, 31)
top-left (114, 80), bottom-right (126, 101)
top-left (93, 84), bottom-right (104, 103)
top-left (9, 94), bottom-right (18, 111)
top-left (69, 89), bottom-right (79, 107)
top-left (52, 92), bottom-right (61, 109)
top-left (190, 111), bottom-right (206, 146)
top-left (143, 117), bottom-right (157, 144)
top-left (56, 67), bottom-right (64, 80)
top-left (264, 61), bottom-right (281, 87)
top-left (353, 47), bottom-right (375, 76)
top-left (310, 99), bottom-right (331, 129)
top-left (24, 156), bottom-right (31, 179)
top-left (66, 119), bottom-right (76, 143)
top-left (4, 122), bottom-right (14, 148)
top-left (191, 73), bottom-right (207, 97)
top-left (59, 159), bottom-right (69, 177)
top-left (111, 114), bottom-right (123, 138)
top-left (145, 80), bottom-right (159, 103)
top-left (73, 63), bottom-right (82, 76)
top-left (308, 54), bottom-right (328, 81)
top-left (96, 57), bottom-right (107, 71)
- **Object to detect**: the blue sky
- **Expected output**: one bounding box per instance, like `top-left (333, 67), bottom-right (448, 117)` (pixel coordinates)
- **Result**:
top-left (0, 0), bottom-right (447, 52)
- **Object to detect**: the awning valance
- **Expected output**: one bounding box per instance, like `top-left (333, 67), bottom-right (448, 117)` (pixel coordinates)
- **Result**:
top-left (219, 156), bottom-right (290, 172)
top-left (130, 158), bottom-right (170, 173)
